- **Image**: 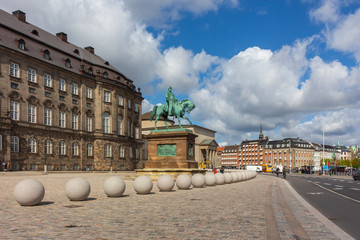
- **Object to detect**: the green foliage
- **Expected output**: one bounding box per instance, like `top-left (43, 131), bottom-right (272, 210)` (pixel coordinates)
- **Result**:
top-left (352, 159), bottom-right (360, 168)
top-left (337, 160), bottom-right (351, 167)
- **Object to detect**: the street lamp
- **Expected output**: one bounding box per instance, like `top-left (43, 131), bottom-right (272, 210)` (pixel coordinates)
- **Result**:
top-left (322, 130), bottom-right (325, 176)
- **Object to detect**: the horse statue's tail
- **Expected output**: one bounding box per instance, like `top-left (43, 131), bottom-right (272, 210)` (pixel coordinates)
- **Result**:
top-left (150, 106), bottom-right (158, 121)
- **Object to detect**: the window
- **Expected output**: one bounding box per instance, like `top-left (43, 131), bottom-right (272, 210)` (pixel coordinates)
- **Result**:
top-left (0, 135), bottom-right (2, 151)
top-left (86, 116), bottom-right (92, 132)
top-left (11, 82), bottom-right (19, 89)
top-left (72, 83), bottom-right (78, 95)
top-left (117, 115), bottom-right (123, 135)
top-left (45, 139), bottom-right (53, 154)
top-left (59, 141), bottom-right (66, 155)
top-left (44, 108), bottom-right (52, 126)
top-left (18, 39), bottom-right (25, 50)
top-left (28, 69), bottom-right (36, 82)
top-left (118, 95), bottom-right (123, 106)
top-left (104, 91), bottom-right (111, 102)
top-left (10, 101), bottom-right (19, 120)
top-left (28, 138), bottom-right (37, 153)
top-left (86, 87), bottom-right (92, 99)
top-left (136, 148), bottom-right (139, 159)
top-left (129, 147), bottom-right (133, 159)
top-left (44, 74), bottom-right (52, 87)
top-left (72, 142), bottom-right (79, 156)
top-left (127, 99), bottom-right (131, 109)
top-left (135, 103), bottom-right (140, 113)
top-left (11, 136), bottom-right (19, 152)
top-left (59, 111), bottom-right (66, 128)
top-left (10, 63), bottom-right (19, 77)
top-left (29, 87), bottom-right (36, 93)
top-left (135, 126), bottom-right (139, 139)
top-left (88, 67), bottom-right (93, 75)
top-left (72, 99), bottom-right (78, 104)
top-left (103, 113), bottom-right (110, 133)
top-left (72, 114), bottom-right (78, 130)
top-left (103, 71), bottom-right (108, 78)
top-left (87, 144), bottom-right (93, 156)
top-left (44, 50), bottom-right (50, 60)
top-left (105, 144), bottom-right (112, 157)
top-left (65, 59), bottom-right (71, 68)
top-left (28, 105), bottom-right (36, 123)
top-left (127, 118), bottom-right (131, 136)
top-left (119, 146), bottom-right (125, 158)
top-left (59, 79), bottom-right (66, 91)
top-left (59, 95), bottom-right (65, 101)
top-left (45, 92), bottom-right (51, 97)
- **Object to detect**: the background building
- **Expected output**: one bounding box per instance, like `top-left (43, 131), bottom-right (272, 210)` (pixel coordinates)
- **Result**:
top-left (0, 10), bottom-right (143, 171)
top-left (220, 145), bottom-right (240, 168)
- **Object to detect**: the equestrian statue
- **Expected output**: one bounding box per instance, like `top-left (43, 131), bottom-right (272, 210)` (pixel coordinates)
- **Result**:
top-left (150, 87), bottom-right (195, 130)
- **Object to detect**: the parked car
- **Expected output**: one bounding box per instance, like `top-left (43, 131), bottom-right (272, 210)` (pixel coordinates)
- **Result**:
top-left (353, 170), bottom-right (360, 181)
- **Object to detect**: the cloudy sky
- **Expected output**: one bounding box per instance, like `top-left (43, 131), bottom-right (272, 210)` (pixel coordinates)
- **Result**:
top-left (3, 0), bottom-right (360, 146)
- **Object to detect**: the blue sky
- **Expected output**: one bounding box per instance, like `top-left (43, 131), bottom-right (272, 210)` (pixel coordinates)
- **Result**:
top-left (3, 0), bottom-right (360, 146)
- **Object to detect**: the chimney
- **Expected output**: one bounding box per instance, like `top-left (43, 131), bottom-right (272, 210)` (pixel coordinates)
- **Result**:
top-left (12, 10), bottom-right (26, 22)
top-left (56, 32), bottom-right (68, 42)
top-left (85, 46), bottom-right (94, 54)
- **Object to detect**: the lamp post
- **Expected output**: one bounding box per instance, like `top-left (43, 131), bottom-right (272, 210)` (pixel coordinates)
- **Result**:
top-left (322, 130), bottom-right (325, 176)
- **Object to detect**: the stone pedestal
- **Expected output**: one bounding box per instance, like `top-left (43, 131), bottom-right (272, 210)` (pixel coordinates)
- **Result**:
top-left (134, 130), bottom-right (206, 180)
top-left (145, 130), bottom-right (198, 169)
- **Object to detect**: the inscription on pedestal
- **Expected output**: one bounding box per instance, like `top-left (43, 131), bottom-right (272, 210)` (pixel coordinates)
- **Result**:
top-left (158, 144), bottom-right (177, 156)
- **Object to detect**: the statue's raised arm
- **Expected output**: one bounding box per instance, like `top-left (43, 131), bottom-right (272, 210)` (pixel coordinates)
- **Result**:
top-left (150, 86), bottom-right (195, 131)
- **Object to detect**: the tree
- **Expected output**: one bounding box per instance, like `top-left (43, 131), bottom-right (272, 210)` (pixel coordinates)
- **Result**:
top-left (352, 159), bottom-right (360, 169)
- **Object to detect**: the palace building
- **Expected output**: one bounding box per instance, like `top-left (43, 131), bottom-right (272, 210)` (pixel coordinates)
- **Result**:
top-left (0, 10), bottom-right (143, 171)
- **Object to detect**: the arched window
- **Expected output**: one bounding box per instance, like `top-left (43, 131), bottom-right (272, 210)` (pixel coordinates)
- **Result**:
top-left (28, 138), bottom-right (37, 153)
top-left (18, 39), bottom-right (25, 50)
top-left (102, 113), bottom-right (110, 133)
top-left (72, 142), bottom-right (79, 156)
top-left (88, 67), bottom-right (93, 75)
top-left (117, 115), bottom-right (123, 135)
top-left (119, 146), bottom-right (125, 158)
top-left (104, 144), bottom-right (112, 157)
top-left (45, 139), bottom-right (53, 154)
top-left (31, 30), bottom-right (39, 36)
top-left (44, 50), bottom-right (50, 60)
top-left (87, 144), bottom-right (93, 156)
top-left (10, 136), bottom-right (19, 152)
top-left (65, 59), bottom-right (71, 68)
top-left (103, 71), bottom-right (108, 78)
top-left (59, 141), bottom-right (66, 155)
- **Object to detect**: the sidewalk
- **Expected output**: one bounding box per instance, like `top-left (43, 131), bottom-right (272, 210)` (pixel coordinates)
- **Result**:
top-left (0, 171), bottom-right (354, 239)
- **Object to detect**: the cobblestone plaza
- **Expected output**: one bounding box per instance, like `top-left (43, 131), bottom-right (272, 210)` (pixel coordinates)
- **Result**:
top-left (0, 172), bottom-right (347, 239)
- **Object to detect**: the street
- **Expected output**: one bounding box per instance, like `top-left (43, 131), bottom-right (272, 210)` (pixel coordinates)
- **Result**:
top-left (282, 173), bottom-right (360, 239)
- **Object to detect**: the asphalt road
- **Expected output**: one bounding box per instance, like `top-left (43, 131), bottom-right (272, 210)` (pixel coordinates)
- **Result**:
top-left (283, 174), bottom-right (360, 239)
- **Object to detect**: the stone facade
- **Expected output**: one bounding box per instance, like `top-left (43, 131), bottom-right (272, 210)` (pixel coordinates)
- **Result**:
top-left (0, 10), bottom-right (143, 171)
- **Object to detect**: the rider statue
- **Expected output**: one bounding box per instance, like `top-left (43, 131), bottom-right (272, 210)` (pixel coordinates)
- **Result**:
top-left (165, 87), bottom-right (178, 115)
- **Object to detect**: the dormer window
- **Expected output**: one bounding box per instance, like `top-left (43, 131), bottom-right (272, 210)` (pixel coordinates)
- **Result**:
top-left (88, 67), bottom-right (93, 75)
top-left (18, 39), bottom-right (25, 50)
top-left (65, 59), bottom-right (71, 68)
top-left (31, 30), bottom-right (39, 36)
top-left (116, 76), bottom-right (121, 82)
top-left (105, 61), bottom-right (109, 66)
top-left (43, 50), bottom-right (50, 60)
top-left (73, 49), bottom-right (79, 54)
top-left (103, 72), bottom-right (108, 78)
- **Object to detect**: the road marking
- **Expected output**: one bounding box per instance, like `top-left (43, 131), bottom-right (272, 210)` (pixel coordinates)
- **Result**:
top-left (335, 185), bottom-right (343, 188)
top-left (350, 188), bottom-right (360, 191)
top-left (333, 188), bottom-right (343, 190)
top-left (310, 181), bottom-right (360, 204)
top-left (323, 183), bottom-right (331, 185)
top-left (306, 192), bottom-right (324, 195)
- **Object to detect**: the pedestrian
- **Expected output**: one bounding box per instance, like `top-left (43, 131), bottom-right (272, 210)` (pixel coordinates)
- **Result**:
top-left (214, 168), bottom-right (217, 174)
top-left (283, 167), bottom-right (286, 179)
top-left (276, 167), bottom-right (280, 177)
top-left (220, 167), bottom-right (224, 174)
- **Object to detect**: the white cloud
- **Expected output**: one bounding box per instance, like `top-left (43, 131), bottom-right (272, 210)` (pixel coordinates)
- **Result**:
top-left (142, 99), bottom-right (154, 114)
top-left (309, 0), bottom-right (340, 24)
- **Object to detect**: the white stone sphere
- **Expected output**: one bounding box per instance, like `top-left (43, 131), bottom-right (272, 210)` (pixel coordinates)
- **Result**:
top-left (134, 175), bottom-right (153, 194)
top-left (237, 172), bottom-right (243, 182)
top-left (224, 172), bottom-right (233, 184)
top-left (231, 172), bottom-right (239, 183)
top-left (192, 173), bottom-right (206, 188)
top-left (104, 176), bottom-right (126, 197)
top-left (157, 175), bottom-right (175, 192)
top-left (215, 173), bottom-right (225, 185)
top-left (176, 174), bottom-right (192, 190)
top-left (14, 179), bottom-right (45, 206)
top-left (65, 177), bottom-right (91, 201)
top-left (205, 172), bottom-right (216, 186)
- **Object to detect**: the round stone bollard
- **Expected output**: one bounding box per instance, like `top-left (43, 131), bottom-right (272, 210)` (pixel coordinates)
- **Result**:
top-left (134, 175), bottom-right (153, 194)
top-left (237, 172), bottom-right (243, 182)
top-left (157, 175), bottom-right (175, 192)
top-left (14, 179), bottom-right (45, 206)
top-left (215, 173), bottom-right (225, 185)
top-left (224, 172), bottom-right (233, 184)
top-left (205, 172), bottom-right (216, 186)
top-left (231, 172), bottom-right (239, 183)
top-left (176, 174), bottom-right (192, 190)
top-left (65, 177), bottom-right (91, 201)
top-left (192, 173), bottom-right (206, 188)
top-left (104, 176), bottom-right (126, 197)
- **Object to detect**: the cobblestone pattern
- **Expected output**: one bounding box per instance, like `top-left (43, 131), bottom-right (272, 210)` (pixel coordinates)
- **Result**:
top-left (0, 172), bottom-right (341, 240)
